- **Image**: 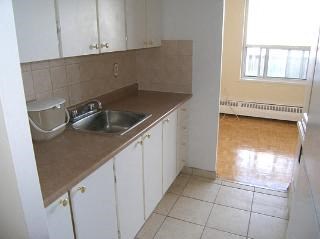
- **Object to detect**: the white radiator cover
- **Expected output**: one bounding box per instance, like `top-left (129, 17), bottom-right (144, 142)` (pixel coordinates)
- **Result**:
top-left (219, 100), bottom-right (303, 121)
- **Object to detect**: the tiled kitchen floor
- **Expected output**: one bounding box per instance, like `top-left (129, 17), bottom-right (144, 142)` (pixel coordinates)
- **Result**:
top-left (136, 174), bottom-right (288, 239)
top-left (217, 114), bottom-right (298, 190)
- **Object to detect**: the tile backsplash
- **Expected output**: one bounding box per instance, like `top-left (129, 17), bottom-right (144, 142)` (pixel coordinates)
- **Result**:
top-left (21, 40), bottom-right (193, 107)
top-left (21, 51), bottom-right (136, 106)
top-left (136, 40), bottom-right (193, 93)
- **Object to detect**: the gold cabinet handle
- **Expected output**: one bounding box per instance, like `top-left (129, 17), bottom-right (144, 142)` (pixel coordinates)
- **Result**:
top-left (143, 133), bottom-right (151, 140)
top-left (89, 43), bottom-right (99, 50)
top-left (59, 198), bottom-right (69, 207)
top-left (137, 140), bottom-right (144, 145)
top-left (77, 186), bottom-right (87, 193)
top-left (101, 42), bottom-right (109, 48)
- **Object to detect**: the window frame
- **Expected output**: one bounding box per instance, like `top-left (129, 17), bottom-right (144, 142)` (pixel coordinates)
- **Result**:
top-left (241, 0), bottom-right (310, 83)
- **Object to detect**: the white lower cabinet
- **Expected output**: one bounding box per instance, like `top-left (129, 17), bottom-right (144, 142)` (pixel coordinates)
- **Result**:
top-left (177, 102), bottom-right (189, 175)
top-left (143, 122), bottom-right (163, 219)
top-left (45, 106), bottom-right (186, 239)
top-left (46, 193), bottom-right (74, 239)
top-left (70, 160), bottom-right (118, 239)
top-left (162, 110), bottom-right (178, 193)
top-left (114, 138), bottom-right (145, 239)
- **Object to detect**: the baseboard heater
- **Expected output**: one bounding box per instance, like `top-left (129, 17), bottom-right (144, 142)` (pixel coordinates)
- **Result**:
top-left (219, 100), bottom-right (303, 121)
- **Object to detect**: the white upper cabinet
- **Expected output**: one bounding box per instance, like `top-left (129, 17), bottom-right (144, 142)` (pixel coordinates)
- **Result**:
top-left (125, 0), bottom-right (147, 49)
top-left (143, 122), bottom-right (163, 219)
top-left (46, 193), bottom-right (74, 239)
top-left (12, 0), bottom-right (60, 63)
top-left (70, 160), bottom-right (118, 239)
top-left (146, 0), bottom-right (162, 47)
top-left (98, 0), bottom-right (127, 52)
top-left (57, 0), bottom-right (99, 57)
top-left (114, 138), bottom-right (145, 239)
top-left (126, 0), bottom-right (162, 50)
top-left (162, 110), bottom-right (178, 193)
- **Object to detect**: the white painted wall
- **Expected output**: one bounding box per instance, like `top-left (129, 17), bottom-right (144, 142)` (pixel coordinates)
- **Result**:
top-left (162, 0), bottom-right (224, 171)
top-left (0, 1), bottom-right (49, 238)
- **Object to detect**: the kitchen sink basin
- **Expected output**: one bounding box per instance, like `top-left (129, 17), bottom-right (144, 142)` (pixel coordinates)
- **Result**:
top-left (70, 110), bottom-right (152, 135)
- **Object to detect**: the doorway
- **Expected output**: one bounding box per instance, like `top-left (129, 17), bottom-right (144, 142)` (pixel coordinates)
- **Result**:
top-left (216, 0), bottom-right (319, 190)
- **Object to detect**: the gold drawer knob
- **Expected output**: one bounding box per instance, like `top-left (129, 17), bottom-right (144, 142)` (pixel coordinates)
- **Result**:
top-left (59, 198), bottom-right (69, 207)
top-left (143, 134), bottom-right (151, 140)
top-left (77, 186), bottom-right (87, 193)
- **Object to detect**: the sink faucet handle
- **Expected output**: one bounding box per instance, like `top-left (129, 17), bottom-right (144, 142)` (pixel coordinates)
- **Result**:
top-left (71, 109), bottom-right (78, 118)
top-left (96, 100), bottom-right (102, 110)
top-left (88, 103), bottom-right (95, 111)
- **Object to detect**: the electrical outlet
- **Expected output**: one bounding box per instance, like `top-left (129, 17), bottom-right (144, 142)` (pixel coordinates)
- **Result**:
top-left (113, 63), bottom-right (119, 77)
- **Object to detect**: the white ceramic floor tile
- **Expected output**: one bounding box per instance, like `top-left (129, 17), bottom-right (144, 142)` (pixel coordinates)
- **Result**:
top-left (154, 217), bottom-right (204, 239)
top-left (182, 176), bottom-right (221, 202)
top-left (136, 213), bottom-right (165, 239)
top-left (215, 186), bottom-right (253, 211)
top-left (206, 204), bottom-right (250, 236)
top-left (169, 174), bottom-right (191, 194)
top-left (252, 193), bottom-right (289, 219)
top-left (201, 227), bottom-right (246, 239)
top-left (248, 213), bottom-right (288, 239)
top-left (222, 181), bottom-right (254, 191)
top-left (154, 193), bottom-right (179, 216)
top-left (169, 196), bottom-right (213, 225)
top-left (255, 187), bottom-right (288, 198)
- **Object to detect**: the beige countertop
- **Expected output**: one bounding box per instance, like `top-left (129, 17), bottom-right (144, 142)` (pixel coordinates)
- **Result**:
top-left (33, 87), bottom-right (191, 207)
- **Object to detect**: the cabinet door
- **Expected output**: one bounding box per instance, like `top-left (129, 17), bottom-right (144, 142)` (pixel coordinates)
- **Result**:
top-left (46, 193), bottom-right (74, 239)
top-left (143, 122), bottom-right (163, 219)
top-left (115, 138), bottom-right (145, 239)
top-left (57, 0), bottom-right (99, 57)
top-left (12, 0), bottom-right (60, 62)
top-left (125, 0), bottom-right (147, 50)
top-left (162, 110), bottom-right (178, 193)
top-left (98, 0), bottom-right (126, 52)
top-left (146, 0), bottom-right (162, 47)
top-left (70, 160), bottom-right (118, 239)
top-left (177, 102), bottom-right (189, 175)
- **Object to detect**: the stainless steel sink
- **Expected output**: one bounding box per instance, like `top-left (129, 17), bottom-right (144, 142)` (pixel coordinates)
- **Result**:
top-left (70, 110), bottom-right (152, 135)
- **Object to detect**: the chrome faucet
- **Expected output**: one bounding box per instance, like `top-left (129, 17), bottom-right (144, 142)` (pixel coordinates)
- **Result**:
top-left (88, 99), bottom-right (103, 111)
top-left (69, 99), bottom-right (103, 123)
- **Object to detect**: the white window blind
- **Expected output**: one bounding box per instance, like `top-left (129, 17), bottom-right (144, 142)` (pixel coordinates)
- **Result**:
top-left (243, 0), bottom-right (319, 80)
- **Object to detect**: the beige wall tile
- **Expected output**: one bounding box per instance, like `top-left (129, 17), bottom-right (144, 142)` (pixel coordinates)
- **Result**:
top-left (21, 63), bottom-right (31, 72)
top-left (79, 61), bottom-right (97, 82)
top-left (64, 56), bottom-right (81, 64)
top-left (36, 91), bottom-right (53, 101)
top-left (69, 82), bottom-right (89, 106)
top-left (66, 64), bottom-right (81, 84)
top-left (22, 71), bottom-right (35, 100)
top-left (31, 60), bottom-right (49, 70)
top-left (50, 66), bottom-right (68, 89)
top-left (162, 40), bottom-right (178, 55)
top-left (32, 69), bottom-right (52, 93)
top-left (177, 40), bottom-right (193, 56)
top-left (49, 59), bottom-right (65, 67)
top-left (53, 87), bottom-right (70, 107)
top-left (23, 40), bottom-right (191, 105)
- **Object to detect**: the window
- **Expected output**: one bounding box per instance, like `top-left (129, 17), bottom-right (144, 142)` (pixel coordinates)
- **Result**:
top-left (242, 0), bottom-right (319, 81)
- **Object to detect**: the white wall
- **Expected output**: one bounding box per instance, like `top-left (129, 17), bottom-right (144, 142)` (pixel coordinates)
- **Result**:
top-left (162, 0), bottom-right (224, 171)
top-left (0, 1), bottom-right (49, 238)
